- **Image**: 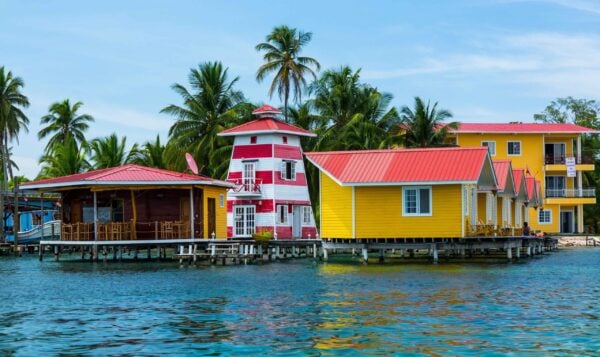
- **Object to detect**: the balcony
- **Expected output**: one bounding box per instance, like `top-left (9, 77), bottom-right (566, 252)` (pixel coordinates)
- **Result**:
top-left (544, 188), bottom-right (597, 205)
top-left (544, 154), bottom-right (594, 165)
top-left (227, 178), bottom-right (263, 197)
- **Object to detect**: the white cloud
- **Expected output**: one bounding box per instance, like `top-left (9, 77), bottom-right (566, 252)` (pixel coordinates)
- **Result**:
top-left (86, 103), bottom-right (172, 133)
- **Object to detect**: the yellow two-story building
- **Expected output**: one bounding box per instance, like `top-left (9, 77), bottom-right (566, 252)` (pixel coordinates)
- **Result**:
top-left (449, 123), bottom-right (598, 234)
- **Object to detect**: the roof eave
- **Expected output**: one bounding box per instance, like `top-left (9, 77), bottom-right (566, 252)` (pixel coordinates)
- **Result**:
top-left (20, 180), bottom-right (234, 190)
top-left (218, 129), bottom-right (316, 137)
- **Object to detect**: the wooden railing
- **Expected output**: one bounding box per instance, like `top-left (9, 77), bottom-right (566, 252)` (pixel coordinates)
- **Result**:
top-left (465, 219), bottom-right (524, 237)
top-left (60, 221), bottom-right (192, 241)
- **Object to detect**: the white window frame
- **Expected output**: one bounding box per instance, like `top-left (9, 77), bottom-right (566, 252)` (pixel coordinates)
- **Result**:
top-left (280, 160), bottom-right (296, 181)
top-left (219, 194), bottom-right (225, 208)
top-left (507, 141), bottom-right (521, 156)
top-left (402, 186), bottom-right (432, 217)
top-left (302, 206), bottom-right (312, 225)
top-left (277, 204), bottom-right (289, 225)
top-left (481, 141), bottom-right (496, 156)
top-left (538, 209), bottom-right (552, 225)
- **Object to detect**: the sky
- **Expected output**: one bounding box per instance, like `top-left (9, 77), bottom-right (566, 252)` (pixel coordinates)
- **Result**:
top-left (2, 0), bottom-right (600, 178)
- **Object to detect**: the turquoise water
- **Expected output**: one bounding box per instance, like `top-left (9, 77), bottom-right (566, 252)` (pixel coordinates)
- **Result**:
top-left (0, 249), bottom-right (599, 356)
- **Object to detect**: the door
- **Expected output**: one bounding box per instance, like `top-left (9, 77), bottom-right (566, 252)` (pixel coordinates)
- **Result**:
top-left (292, 205), bottom-right (302, 238)
top-left (560, 211), bottom-right (574, 233)
top-left (207, 198), bottom-right (216, 238)
top-left (242, 162), bottom-right (255, 191)
top-left (180, 197), bottom-right (190, 237)
top-left (546, 176), bottom-right (566, 197)
top-left (71, 201), bottom-right (81, 223)
top-left (233, 205), bottom-right (255, 238)
top-left (545, 143), bottom-right (566, 164)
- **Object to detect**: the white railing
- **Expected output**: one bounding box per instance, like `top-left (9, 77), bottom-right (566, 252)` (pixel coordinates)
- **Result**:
top-left (227, 178), bottom-right (262, 195)
top-left (545, 188), bottom-right (596, 198)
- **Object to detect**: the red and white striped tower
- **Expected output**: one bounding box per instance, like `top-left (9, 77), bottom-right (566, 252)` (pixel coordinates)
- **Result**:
top-left (218, 105), bottom-right (318, 239)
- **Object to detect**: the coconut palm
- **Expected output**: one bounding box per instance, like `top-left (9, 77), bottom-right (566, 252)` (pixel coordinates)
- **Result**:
top-left (161, 61), bottom-right (249, 179)
top-left (39, 99), bottom-right (94, 153)
top-left (400, 97), bottom-right (457, 148)
top-left (133, 135), bottom-right (167, 169)
top-left (38, 138), bottom-right (90, 178)
top-left (256, 25), bottom-right (320, 122)
top-left (0, 66), bottom-right (30, 241)
top-left (89, 133), bottom-right (138, 169)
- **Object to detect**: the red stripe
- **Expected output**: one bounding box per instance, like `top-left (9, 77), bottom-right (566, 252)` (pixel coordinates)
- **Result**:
top-left (274, 145), bottom-right (302, 160)
top-left (226, 199), bottom-right (312, 212)
top-left (228, 171), bottom-right (307, 186)
top-left (226, 226), bottom-right (317, 239)
top-left (232, 144), bottom-right (272, 159)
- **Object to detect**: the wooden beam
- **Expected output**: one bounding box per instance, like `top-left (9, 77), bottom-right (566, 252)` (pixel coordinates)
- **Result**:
top-left (130, 190), bottom-right (137, 240)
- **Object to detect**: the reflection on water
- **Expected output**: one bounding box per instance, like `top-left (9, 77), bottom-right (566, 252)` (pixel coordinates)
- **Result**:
top-left (0, 249), bottom-right (599, 355)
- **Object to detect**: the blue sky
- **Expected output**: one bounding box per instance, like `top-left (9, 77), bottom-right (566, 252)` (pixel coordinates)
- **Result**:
top-left (2, 0), bottom-right (600, 178)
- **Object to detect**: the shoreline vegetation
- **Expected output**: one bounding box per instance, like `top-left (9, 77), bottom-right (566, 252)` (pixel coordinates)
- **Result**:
top-left (2, 25), bottom-right (600, 238)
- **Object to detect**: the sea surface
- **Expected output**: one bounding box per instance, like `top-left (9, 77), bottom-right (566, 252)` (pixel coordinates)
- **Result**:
top-left (0, 249), bottom-right (598, 356)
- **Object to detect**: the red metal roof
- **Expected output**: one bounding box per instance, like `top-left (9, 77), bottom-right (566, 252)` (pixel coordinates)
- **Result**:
top-left (451, 123), bottom-right (599, 134)
top-left (20, 164), bottom-right (231, 190)
top-left (252, 105), bottom-right (282, 115)
top-left (305, 147), bottom-right (490, 185)
top-left (513, 169), bottom-right (525, 195)
top-left (218, 118), bottom-right (316, 137)
top-left (492, 160), bottom-right (512, 191)
top-left (525, 176), bottom-right (536, 201)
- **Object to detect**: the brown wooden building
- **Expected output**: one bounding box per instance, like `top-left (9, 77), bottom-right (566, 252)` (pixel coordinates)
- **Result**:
top-left (19, 164), bottom-right (232, 241)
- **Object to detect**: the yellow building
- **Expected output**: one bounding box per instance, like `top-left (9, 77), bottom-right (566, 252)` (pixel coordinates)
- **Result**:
top-left (449, 123), bottom-right (597, 234)
top-left (305, 147), bottom-right (497, 239)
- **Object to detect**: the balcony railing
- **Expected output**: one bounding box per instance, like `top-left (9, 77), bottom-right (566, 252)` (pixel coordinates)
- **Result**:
top-left (60, 221), bottom-right (191, 241)
top-left (228, 178), bottom-right (262, 196)
top-left (545, 188), bottom-right (596, 198)
top-left (545, 154), bottom-right (594, 165)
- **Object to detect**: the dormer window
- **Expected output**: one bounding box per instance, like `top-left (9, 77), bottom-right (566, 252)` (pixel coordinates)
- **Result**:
top-left (282, 136), bottom-right (288, 144)
top-left (250, 136), bottom-right (257, 144)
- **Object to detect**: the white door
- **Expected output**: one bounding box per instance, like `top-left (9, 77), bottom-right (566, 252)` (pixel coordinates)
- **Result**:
top-left (292, 206), bottom-right (302, 238)
top-left (234, 205), bottom-right (255, 237)
top-left (242, 163), bottom-right (255, 191)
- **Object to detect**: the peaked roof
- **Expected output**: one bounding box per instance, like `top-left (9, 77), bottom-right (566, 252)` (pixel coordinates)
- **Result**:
top-left (525, 176), bottom-right (537, 202)
top-left (252, 104), bottom-right (282, 115)
top-left (218, 104), bottom-right (316, 137)
top-left (512, 168), bottom-right (529, 201)
top-left (450, 123), bottom-right (599, 134)
top-left (19, 164), bottom-right (232, 190)
top-left (492, 160), bottom-right (515, 194)
top-left (305, 147), bottom-right (497, 187)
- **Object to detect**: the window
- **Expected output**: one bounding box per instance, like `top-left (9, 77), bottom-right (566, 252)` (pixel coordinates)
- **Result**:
top-left (302, 206), bottom-right (312, 225)
top-left (242, 163), bottom-right (255, 190)
top-left (219, 194), bottom-right (225, 208)
top-left (402, 186), bottom-right (432, 216)
top-left (508, 141), bottom-right (521, 156)
top-left (481, 141), bottom-right (496, 156)
top-left (277, 204), bottom-right (289, 224)
top-left (250, 136), bottom-right (257, 144)
top-left (282, 136), bottom-right (288, 144)
top-left (281, 160), bottom-right (296, 180)
top-left (538, 209), bottom-right (552, 224)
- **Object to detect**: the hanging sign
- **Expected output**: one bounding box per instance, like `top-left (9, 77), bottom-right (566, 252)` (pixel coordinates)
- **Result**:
top-left (566, 157), bottom-right (576, 177)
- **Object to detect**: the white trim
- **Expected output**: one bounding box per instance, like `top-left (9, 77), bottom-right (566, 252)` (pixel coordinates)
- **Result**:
top-left (402, 186), bottom-right (432, 217)
top-left (481, 140), bottom-right (496, 156)
top-left (538, 208), bottom-right (552, 225)
top-left (461, 184), bottom-right (465, 237)
top-left (21, 180), bottom-right (233, 190)
top-left (351, 186), bottom-right (356, 238)
top-left (507, 140), bottom-right (522, 156)
top-left (559, 208), bottom-right (575, 233)
top-left (218, 129), bottom-right (316, 137)
top-left (276, 204), bottom-right (289, 225)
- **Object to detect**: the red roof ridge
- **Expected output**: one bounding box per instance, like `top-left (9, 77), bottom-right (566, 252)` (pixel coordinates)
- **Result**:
top-left (307, 146), bottom-right (486, 155)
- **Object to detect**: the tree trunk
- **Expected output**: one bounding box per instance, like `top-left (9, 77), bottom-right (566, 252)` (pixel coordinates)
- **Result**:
top-left (284, 84), bottom-right (290, 123)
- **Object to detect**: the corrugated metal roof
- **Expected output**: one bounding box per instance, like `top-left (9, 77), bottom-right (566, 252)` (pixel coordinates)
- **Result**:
top-left (492, 160), bottom-right (512, 191)
top-left (252, 105), bottom-right (282, 115)
top-left (20, 164), bottom-right (231, 189)
top-left (218, 118), bottom-right (316, 137)
top-left (451, 123), bottom-right (599, 134)
top-left (513, 169), bottom-right (525, 194)
top-left (305, 147), bottom-right (489, 185)
top-left (525, 176), bottom-right (536, 201)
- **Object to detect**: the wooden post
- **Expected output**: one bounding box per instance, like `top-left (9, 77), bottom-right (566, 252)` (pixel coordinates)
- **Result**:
top-left (507, 244), bottom-right (513, 260)
top-left (39, 244), bottom-right (44, 261)
top-left (362, 248), bottom-right (368, 264)
top-left (432, 244), bottom-right (439, 264)
top-left (13, 187), bottom-right (19, 255)
top-left (189, 188), bottom-right (194, 239)
top-left (515, 241), bottom-right (521, 259)
top-left (130, 190), bottom-right (137, 240)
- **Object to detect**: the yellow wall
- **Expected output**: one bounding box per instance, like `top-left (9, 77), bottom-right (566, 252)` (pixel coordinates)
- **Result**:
top-left (201, 185), bottom-right (227, 239)
top-left (477, 193), bottom-right (487, 223)
top-left (320, 173), bottom-right (353, 238)
top-left (354, 184), bottom-right (463, 238)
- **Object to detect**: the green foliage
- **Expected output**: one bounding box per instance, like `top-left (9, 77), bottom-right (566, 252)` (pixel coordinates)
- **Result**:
top-left (400, 97), bottom-right (457, 148)
top-left (161, 61), bottom-right (250, 179)
top-left (534, 97), bottom-right (600, 129)
top-left (89, 133), bottom-right (138, 169)
top-left (256, 25), bottom-right (320, 122)
top-left (9, 175), bottom-right (29, 190)
top-left (38, 138), bottom-right (90, 178)
top-left (38, 99), bottom-right (94, 154)
top-left (132, 135), bottom-right (167, 169)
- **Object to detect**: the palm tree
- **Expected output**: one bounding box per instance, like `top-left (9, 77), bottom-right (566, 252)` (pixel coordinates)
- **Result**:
top-left (38, 138), bottom-right (90, 178)
top-left (38, 99), bottom-right (94, 153)
top-left (133, 135), bottom-right (167, 169)
top-left (256, 25), bottom-right (320, 122)
top-left (400, 97), bottom-right (457, 148)
top-left (161, 61), bottom-right (249, 179)
top-left (89, 133), bottom-right (138, 169)
top-left (0, 66), bottom-right (30, 242)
